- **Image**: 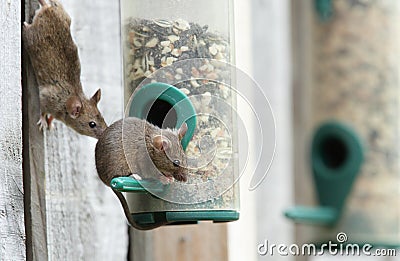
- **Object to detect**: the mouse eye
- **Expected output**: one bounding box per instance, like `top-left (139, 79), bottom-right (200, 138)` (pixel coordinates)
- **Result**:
top-left (89, 121), bottom-right (97, 128)
top-left (173, 160), bottom-right (180, 167)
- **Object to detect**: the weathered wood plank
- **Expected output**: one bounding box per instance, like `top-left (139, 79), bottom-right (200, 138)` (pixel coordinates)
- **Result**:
top-left (154, 222), bottom-right (227, 261)
top-left (23, 0), bottom-right (127, 259)
top-left (22, 44), bottom-right (49, 261)
top-left (130, 223), bottom-right (227, 261)
top-left (130, 229), bottom-right (154, 261)
top-left (0, 0), bottom-right (26, 260)
top-left (42, 0), bottom-right (128, 260)
top-left (23, 0), bottom-right (50, 259)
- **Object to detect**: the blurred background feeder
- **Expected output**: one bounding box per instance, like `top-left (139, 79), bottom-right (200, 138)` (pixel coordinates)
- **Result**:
top-left (112, 0), bottom-right (240, 229)
top-left (285, 121), bottom-right (364, 225)
top-left (288, 0), bottom-right (400, 247)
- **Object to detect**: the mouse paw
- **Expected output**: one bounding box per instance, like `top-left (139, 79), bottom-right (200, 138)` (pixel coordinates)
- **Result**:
top-left (37, 114), bottom-right (54, 131)
top-left (129, 174), bottom-right (142, 180)
top-left (130, 173), bottom-right (142, 181)
top-left (159, 175), bottom-right (174, 185)
top-left (37, 115), bottom-right (48, 131)
top-left (46, 114), bottom-right (54, 130)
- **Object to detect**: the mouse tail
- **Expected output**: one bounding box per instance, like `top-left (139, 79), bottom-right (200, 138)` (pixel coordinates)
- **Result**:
top-left (112, 190), bottom-right (166, 231)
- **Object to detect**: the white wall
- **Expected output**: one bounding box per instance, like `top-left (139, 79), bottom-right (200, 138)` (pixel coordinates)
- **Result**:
top-left (228, 0), bottom-right (257, 259)
top-left (228, 0), bottom-right (293, 260)
top-left (251, 0), bottom-right (294, 261)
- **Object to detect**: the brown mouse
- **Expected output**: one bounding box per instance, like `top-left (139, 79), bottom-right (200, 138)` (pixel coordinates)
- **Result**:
top-left (23, 0), bottom-right (107, 138)
top-left (95, 117), bottom-right (188, 229)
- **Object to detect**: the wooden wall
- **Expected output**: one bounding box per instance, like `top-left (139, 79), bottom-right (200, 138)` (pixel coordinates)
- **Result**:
top-left (23, 0), bottom-right (128, 260)
top-left (0, 0), bottom-right (25, 260)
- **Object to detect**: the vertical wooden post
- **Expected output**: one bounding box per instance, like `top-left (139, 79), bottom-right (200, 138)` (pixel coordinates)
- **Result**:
top-left (0, 0), bottom-right (26, 260)
top-left (22, 0), bottom-right (49, 260)
top-left (291, 1), bottom-right (319, 260)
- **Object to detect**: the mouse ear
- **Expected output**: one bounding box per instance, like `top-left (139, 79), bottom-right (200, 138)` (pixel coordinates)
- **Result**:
top-left (178, 122), bottom-right (188, 140)
top-left (153, 135), bottom-right (170, 151)
top-left (91, 89), bottom-right (101, 104)
top-left (66, 96), bottom-right (82, 119)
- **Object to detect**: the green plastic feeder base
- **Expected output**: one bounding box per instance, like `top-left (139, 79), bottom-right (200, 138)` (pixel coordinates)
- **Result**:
top-left (111, 177), bottom-right (239, 228)
top-left (132, 210), bottom-right (240, 227)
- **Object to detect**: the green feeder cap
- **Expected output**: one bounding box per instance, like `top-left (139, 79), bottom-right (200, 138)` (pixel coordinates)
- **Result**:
top-left (128, 82), bottom-right (196, 150)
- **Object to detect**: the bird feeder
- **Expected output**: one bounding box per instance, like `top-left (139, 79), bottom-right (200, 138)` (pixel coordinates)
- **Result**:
top-left (286, 0), bottom-right (400, 247)
top-left (113, 0), bottom-right (239, 229)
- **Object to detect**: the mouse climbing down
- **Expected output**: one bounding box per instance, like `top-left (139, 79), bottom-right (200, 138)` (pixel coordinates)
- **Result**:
top-left (23, 0), bottom-right (107, 138)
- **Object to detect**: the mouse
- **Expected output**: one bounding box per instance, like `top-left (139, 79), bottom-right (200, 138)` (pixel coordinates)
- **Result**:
top-left (95, 117), bottom-right (188, 229)
top-left (23, 0), bottom-right (107, 139)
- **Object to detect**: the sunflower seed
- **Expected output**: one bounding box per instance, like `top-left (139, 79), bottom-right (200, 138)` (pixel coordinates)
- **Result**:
top-left (133, 39), bottom-right (143, 47)
top-left (180, 88), bottom-right (190, 95)
top-left (180, 46), bottom-right (189, 52)
top-left (168, 35), bottom-right (180, 43)
top-left (161, 46), bottom-right (172, 54)
top-left (153, 19), bottom-right (173, 28)
top-left (174, 18), bottom-right (190, 31)
top-left (160, 40), bottom-right (171, 47)
top-left (171, 48), bottom-right (180, 57)
top-left (145, 38), bottom-right (159, 47)
top-left (209, 44), bottom-right (218, 56)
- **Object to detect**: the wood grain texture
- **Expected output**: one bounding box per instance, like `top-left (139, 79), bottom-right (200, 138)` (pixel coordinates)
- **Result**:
top-left (0, 0), bottom-right (26, 260)
top-left (22, 0), bottom-right (127, 260)
top-left (23, 0), bottom-right (49, 260)
top-left (130, 223), bottom-right (227, 261)
top-left (42, 0), bottom-right (128, 260)
top-left (23, 42), bottom-right (49, 261)
top-left (153, 222), bottom-right (227, 261)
